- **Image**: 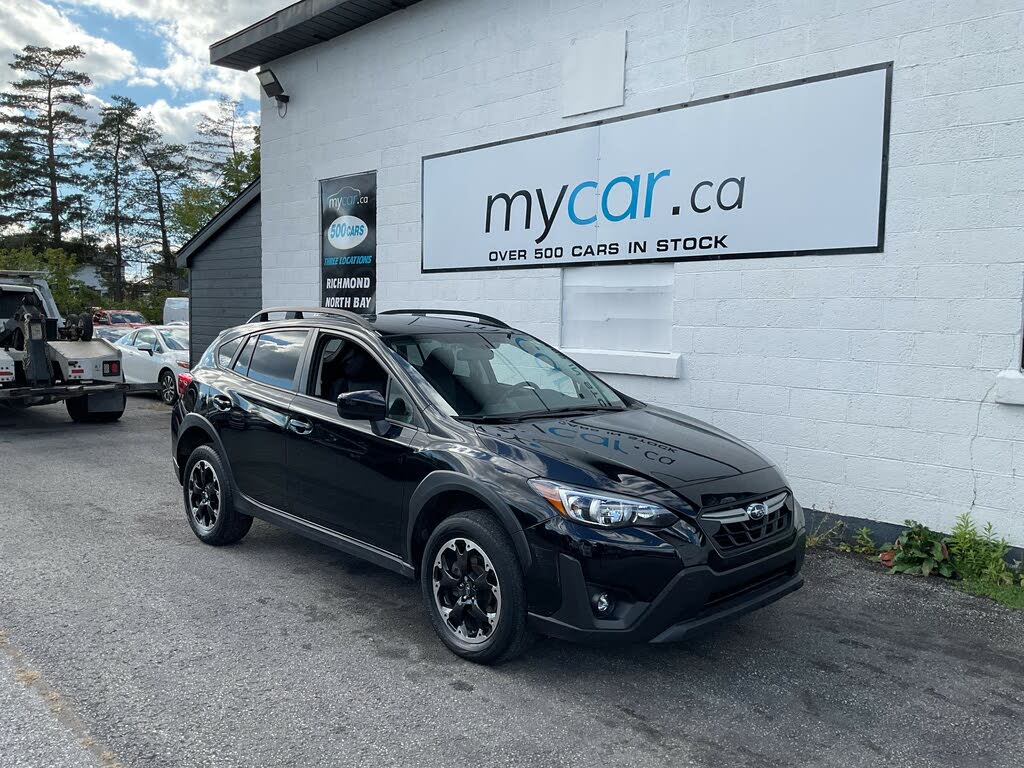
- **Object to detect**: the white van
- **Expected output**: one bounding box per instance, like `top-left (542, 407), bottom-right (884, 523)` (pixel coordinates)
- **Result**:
top-left (163, 297), bottom-right (189, 325)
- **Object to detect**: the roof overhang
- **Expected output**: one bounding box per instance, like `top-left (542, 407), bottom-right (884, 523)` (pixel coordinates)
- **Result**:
top-left (176, 178), bottom-right (261, 268)
top-left (211, 0), bottom-right (421, 71)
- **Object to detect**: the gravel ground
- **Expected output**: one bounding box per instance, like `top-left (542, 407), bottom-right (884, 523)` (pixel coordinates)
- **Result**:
top-left (1, 397), bottom-right (1023, 768)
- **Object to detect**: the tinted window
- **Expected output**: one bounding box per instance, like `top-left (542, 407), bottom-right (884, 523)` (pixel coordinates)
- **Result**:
top-left (387, 379), bottom-right (416, 426)
top-left (232, 336), bottom-right (255, 376)
top-left (246, 331), bottom-right (309, 390)
top-left (310, 335), bottom-right (386, 400)
top-left (217, 337), bottom-right (242, 368)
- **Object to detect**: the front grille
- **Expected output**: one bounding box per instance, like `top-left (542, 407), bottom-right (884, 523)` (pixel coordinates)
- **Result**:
top-left (700, 492), bottom-right (791, 553)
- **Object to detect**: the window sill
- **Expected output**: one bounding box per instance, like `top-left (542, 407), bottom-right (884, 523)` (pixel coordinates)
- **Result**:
top-left (995, 369), bottom-right (1024, 406)
top-left (562, 348), bottom-right (682, 379)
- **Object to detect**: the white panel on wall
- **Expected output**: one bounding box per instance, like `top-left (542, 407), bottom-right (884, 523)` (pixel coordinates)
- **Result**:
top-left (562, 263), bottom-right (673, 353)
top-left (562, 29), bottom-right (626, 118)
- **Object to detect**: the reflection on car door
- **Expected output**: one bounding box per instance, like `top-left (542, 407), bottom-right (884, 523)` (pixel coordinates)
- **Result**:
top-left (285, 333), bottom-right (420, 555)
top-left (210, 330), bottom-right (308, 511)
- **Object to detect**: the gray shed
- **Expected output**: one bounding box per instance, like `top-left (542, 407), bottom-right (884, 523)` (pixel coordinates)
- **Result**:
top-left (176, 179), bottom-right (262, 366)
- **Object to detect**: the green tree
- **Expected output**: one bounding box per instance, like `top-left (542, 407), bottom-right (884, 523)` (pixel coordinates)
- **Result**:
top-left (0, 45), bottom-right (90, 244)
top-left (132, 115), bottom-right (188, 290)
top-left (171, 118), bottom-right (259, 243)
top-left (89, 96), bottom-right (141, 301)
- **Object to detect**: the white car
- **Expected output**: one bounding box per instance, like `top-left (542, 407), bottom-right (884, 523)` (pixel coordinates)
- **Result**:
top-left (115, 326), bottom-right (190, 404)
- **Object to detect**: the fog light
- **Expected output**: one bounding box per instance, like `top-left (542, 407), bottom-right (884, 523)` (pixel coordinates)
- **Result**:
top-left (592, 592), bottom-right (614, 617)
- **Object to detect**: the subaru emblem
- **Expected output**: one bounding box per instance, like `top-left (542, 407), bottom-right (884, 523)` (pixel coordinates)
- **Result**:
top-left (746, 502), bottom-right (768, 521)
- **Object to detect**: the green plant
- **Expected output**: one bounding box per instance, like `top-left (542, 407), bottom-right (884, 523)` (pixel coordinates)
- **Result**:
top-left (839, 526), bottom-right (877, 556)
top-left (882, 520), bottom-right (955, 578)
top-left (806, 515), bottom-right (845, 548)
top-left (947, 512), bottom-right (1014, 586)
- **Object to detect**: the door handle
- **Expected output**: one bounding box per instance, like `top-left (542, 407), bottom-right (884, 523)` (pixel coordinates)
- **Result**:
top-left (212, 395), bottom-right (232, 412)
top-left (288, 418), bottom-right (313, 435)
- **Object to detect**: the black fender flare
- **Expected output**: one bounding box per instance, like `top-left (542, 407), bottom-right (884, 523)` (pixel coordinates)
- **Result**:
top-left (175, 413), bottom-right (236, 488)
top-left (407, 471), bottom-right (533, 571)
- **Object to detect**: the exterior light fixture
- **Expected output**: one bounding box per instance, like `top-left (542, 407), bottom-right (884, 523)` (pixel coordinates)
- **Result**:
top-left (257, 69), bottom-right (289, 103)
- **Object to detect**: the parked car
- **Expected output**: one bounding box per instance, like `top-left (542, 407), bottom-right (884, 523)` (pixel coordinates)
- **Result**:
top-left (163, 297), bottom-right (188, 325)
top-left (171, 308), bottom-right (806, 664)
top-left (92, 309), bottom-right (149, 328)
top-left (116, 325), bottom-right (189, 404)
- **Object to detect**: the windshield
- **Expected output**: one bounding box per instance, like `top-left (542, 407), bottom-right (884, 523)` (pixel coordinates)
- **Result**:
top-left (384, 331), bottom-right (628, 420)
top-left (162, 328), bottom-right (189, 351)
top-left (111, 311), bottom-right (146, 324)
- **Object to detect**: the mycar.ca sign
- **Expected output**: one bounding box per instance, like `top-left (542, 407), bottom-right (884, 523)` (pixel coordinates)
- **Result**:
top-left (421, 63), bottom-right (891, 273)
top-left (320, 171), bottom-right (376, 312)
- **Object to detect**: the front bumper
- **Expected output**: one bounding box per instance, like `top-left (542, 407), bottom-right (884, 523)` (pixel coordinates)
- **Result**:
top-left (527, 528), bottom-right (805, 644)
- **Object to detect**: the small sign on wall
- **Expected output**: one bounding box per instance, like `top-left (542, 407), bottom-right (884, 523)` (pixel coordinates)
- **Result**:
top-left (422, 63), bottom-right (892, 273)
top-left (320, 171), bottom-right (377, 313)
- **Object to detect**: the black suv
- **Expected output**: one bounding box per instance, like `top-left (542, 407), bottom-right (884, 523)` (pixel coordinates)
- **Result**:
top-left (171, 308), bottom-right (806, 663)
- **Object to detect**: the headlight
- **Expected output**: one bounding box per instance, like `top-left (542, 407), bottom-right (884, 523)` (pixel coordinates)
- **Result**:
top-left (528, 479), bottom-right (678, 529)
top-left (176, 360), bottom-right (190, 369)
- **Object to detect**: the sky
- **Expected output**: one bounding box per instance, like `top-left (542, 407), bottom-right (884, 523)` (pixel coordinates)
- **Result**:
top-left (0, 0), bottom-right (287, 144)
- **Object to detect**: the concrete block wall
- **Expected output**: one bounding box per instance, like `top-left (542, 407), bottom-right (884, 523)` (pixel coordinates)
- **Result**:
top-left (260, 0), bottom-right (1024, 542)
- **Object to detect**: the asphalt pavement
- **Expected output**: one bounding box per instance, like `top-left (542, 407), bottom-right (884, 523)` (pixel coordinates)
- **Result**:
top-left (1, 397), bottom-right (1022, 768)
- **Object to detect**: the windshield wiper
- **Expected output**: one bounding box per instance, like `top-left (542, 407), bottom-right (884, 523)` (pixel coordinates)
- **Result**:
top-left (459, 405), bottom-right (624, 424)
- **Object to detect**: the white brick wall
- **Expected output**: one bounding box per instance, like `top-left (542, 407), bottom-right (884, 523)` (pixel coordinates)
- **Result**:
top-left (261, 0), bottom-right (1024, 542)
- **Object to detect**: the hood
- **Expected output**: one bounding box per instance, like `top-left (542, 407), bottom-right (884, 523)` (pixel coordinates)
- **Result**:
top-left (474, 405), bottom-right (773, 494)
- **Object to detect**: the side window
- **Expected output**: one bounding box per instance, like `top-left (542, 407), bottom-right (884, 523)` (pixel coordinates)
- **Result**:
top-left (217, 337), bottom-right (242, 368)
top-left (232, 335), bottom-right (256, 377)
top-left (310, 335), bottom-right (387, 401)
top-left (245, 330), bottom-right (309, 390)
top-left (387, 379), bottom-right (416, 426)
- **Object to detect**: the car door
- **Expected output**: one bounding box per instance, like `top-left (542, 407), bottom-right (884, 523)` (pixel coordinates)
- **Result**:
top-left (132, 328), bottom-right (162, 383)
top-left (115, 331), bottom-right (140, 382)
top-left (285, 331), bottom-right (421, 555)
top-left (210, 329), bottom-right (309, 512)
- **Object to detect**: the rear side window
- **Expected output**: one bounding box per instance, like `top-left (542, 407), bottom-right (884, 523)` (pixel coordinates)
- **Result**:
top-left (217, 337), bottom-right (242, 368)
top-left (232, 336), bottom-right (256, 377)
top-left (245, 331), bottom-right (309, 390)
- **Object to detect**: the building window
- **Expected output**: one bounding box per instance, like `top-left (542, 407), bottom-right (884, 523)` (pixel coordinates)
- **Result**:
top-left (561, 264), bottom-right (673, 353)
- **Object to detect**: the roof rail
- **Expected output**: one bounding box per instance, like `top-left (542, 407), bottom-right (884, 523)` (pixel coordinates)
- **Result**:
top-left (377, 309), bottom-right (510, 328)
top-left (247, 306), bottom-right (374, 330)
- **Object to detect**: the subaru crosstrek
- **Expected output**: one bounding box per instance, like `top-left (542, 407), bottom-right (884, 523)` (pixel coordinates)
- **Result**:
top-left (171, 308), bottom-right (806, 663)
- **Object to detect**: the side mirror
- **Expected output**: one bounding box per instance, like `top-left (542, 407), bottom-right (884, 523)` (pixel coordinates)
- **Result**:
top-left (337, 389), bottom-right (386, 421)
top-left (138, 346), bottom-right (154, 356)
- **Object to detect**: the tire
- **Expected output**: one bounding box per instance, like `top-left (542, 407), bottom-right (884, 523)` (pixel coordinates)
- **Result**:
top-left (182, 444), bottom-right (252, 546)
top-left (421, 511), bottom-right (530, 664)
top-left (158, 369), bottom-right (178, 405)
top-left (66, 395), bottom-right (125, 423)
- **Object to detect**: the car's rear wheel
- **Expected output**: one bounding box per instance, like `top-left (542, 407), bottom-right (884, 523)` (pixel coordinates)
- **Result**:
top-left (183, 445), bottom-right (252, 545)
top-left (159, 369), bottom-right (178, 405)
top-left (421, 511), bottom-right (530, 664)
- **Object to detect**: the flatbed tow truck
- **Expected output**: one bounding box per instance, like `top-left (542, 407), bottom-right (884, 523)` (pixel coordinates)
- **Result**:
top-left (0, 271), bottom-right (155, 422)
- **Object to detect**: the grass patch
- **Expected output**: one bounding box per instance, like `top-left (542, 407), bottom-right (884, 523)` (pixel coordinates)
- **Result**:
top-left (958, 579), bottom-right (1024, 610)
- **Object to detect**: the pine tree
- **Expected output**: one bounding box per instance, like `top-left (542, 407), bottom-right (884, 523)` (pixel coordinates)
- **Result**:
top-left (132, 116), bottom-right (189, 290)
top-left (190, 97), bottom-right (248, 181)
top-left (89, 96), bottom-right (141, 301)
top-left (0, 45), bottom-right (90, 244)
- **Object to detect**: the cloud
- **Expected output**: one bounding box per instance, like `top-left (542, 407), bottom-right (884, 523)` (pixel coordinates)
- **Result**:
top-left (140, 98), bottom-right (258, 147)
top-left (61, 0), bottom-right (282, 99)
top-left (0, 0), bottom-right (137, 89)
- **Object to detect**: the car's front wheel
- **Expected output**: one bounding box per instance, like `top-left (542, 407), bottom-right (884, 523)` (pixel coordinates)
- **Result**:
top-left (183, 445), bottom-right (252, 545)
top-left (421, 511), bottom-right (530, 664)
top-left (159, 369), bottom-right (178, 405)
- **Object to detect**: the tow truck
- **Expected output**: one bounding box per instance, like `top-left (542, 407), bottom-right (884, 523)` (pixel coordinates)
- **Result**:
top-left (0, 271), bottom-right (153, 422)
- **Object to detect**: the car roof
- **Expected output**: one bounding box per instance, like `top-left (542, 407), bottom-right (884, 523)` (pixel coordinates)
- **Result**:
top-left (237, 310), bottom-right (514, 339)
